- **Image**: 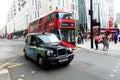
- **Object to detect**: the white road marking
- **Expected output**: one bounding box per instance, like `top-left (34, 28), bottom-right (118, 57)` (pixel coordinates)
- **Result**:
top-left (0, 69), bottom-right (9, 75)
top-left (113, 69), bottom-right (117, 72)
top-left (115, 66), bottom-right (119, 69)
top-left (18, 79), bottom-right (23, 80)
top-left (117, 63), bottom-right (120, 65)
top-left (21, 75), bottom-right (24, 77)
top-left (0, 56), bottom-right (21, 69)
top-left (8, 63), bottom-right (23, 68)
top-left (31, 71), bottom-right (35, 74)
top-left (110, 74), bottom-right (114, 77)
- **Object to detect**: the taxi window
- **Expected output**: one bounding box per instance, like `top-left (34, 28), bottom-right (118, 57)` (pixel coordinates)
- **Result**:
top-left (36, 37), bottom-right (44, 45)
top-left (30, 36), bottom-right (36, 46)
top-left (26, 36), bottom-right (31, 46)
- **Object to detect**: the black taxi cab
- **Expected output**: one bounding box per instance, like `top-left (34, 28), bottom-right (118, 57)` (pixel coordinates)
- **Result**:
top-left (23, 33), bottom-right (74, 67)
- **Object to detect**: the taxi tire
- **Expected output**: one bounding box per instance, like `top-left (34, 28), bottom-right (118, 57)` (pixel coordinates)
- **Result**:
top-left (37, 56), bottom-right (44, 67)
top-left (24, 50), bottom-right (29, 59)
top-left (24, 53), bottom-right (29, 59)
top-left (24, 53), bottom-right (27, 58)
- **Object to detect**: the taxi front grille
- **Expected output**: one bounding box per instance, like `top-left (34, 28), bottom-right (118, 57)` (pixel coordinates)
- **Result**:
top-left (57, 49), bottom-right (67, 55)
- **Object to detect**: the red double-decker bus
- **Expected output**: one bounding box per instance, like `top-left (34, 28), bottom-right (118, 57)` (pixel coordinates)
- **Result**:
top-left (28, 10), bottom-right (76, 48)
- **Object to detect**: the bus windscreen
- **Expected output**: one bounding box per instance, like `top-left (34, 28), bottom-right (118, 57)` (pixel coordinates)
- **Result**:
top-left (58, 13), bottom-right (73, 19)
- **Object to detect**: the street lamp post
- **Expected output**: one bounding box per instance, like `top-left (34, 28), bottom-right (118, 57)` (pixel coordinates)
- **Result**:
top-left (98, 4), bottom-right (101, 36)
top-left (26, 15), bottom-right (28, 28)
top-left (90, 0), bottom-right (93, 49)
top-left (13, 21), bottom-right (15, 33)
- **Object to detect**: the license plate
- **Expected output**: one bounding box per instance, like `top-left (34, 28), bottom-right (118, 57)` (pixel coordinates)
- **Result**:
top-left (59, 58), bottom-right (68, 63)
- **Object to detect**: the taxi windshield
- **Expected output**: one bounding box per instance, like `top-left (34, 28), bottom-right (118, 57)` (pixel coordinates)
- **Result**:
top-left (38, 34), bottom-right (60, 44)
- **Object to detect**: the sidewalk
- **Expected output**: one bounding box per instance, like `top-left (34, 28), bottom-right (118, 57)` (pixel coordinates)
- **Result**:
top-left (76, 40), bottom-right (120, 57)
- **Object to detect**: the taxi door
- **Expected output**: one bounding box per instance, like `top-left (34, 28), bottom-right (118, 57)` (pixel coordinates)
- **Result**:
top-left (25, 35), bottom-right (37, 60)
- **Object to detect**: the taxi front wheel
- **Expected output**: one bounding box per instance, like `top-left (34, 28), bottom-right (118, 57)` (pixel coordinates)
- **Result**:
top-left (24, 50), bottom-right (29, 59)
top-left (37, 56), bottom-right (44, 67)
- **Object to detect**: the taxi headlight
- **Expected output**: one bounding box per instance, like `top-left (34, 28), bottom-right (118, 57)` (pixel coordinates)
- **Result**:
top-left (47, 50), bottom-right (54, 56)
top-left (69, 48), bottom-right (73, 52)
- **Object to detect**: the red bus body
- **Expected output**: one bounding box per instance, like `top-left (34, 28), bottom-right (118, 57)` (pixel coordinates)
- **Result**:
top-left (28, 10), bottom-right (76, 49)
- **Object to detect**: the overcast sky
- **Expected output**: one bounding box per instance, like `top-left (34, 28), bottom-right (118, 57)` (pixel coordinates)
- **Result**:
top-left (0, 0), bottom-right (120, 30)
top-left (114, 0), bottom-right (120, 13)
top-left (0, 0), bottom-right (13, 29)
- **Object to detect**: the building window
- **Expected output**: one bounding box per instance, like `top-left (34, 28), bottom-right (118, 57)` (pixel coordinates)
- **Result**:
top-left (74, 13), bottom-right (77, 19)
top-left (19, 7), bottom-right (21, 11)
top-left (76, 12), bottom-right (78, 19)
top-left (32, 0), bottom-right (34, 5)
top-left (71, 4), bottom-right (74, 10)
top-left (63, 0), bottom-right (64, 7)
top-left (71, 11), bottom-right (74, 15)
top-left (49, 6), bottom-right (52, 11)
top-left (38, 0), bottom-right (41, 9)
top-left (58, 0), bottom-right (60, 6)
top-left (36, 3), bottom-right (37, 10)
top-left (56, 7), bottom-right (58, 10)
top-left (18, 3), bottom-right (20, 6)
top-left (75, 0), bottom-right (78, 4)
top-left (72, 0), bottom-right (74, 3)
top-left (21, 1), bottom-right (26, 7)
top-left (14, 13), bottom-right (16, 16)
top-left (35, 12), bottom-right (37, 19)
top-left (60, 0), bottom-right (64, 7)
top-left (73, 5), bottom-right (76, 10)
top-left (38, 11), bottom-right (39, 17)
top-left (74, 5), bottom-right (78, 11)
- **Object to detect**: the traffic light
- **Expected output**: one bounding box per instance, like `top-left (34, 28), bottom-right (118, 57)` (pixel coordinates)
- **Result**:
top-left (92, 19), bottom-right (100, 26)
top-left (92, 19), bottom-right (96, 26)
top-left (92, 19), bottom-right (96, 23)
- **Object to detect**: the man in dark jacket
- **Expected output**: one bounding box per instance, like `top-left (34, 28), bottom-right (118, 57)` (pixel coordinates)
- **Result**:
top-left (114, 33), bottom-right (118, 44)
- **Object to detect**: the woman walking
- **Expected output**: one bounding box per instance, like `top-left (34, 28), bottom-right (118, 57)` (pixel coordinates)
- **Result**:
top-left (103, 33), bottom-right (109, 51)
top-left (94, 34), bottom-right (99, 50)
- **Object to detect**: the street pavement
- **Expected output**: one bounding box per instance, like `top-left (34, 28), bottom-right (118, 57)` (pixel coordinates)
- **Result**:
top-left (76, 39), bottom-right (120, 57)
top-left (1, 38), bottom-right (120, 80)
top-left (6, 39), bottom-right (120, 80)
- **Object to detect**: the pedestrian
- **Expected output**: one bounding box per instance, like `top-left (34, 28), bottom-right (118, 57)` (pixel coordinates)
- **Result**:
top-left (80, 33), bottom-right (84, 44)
top-left (94, 34), bottom-right (99, 50)
top-left (103, 33), bottom-right (109, 51)
top-left (114, 33), bottom-right (118, 44)
top-left (77, 35), bottom-right (81, 44)
top-left (118, 34), bottom-right (120, 42)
